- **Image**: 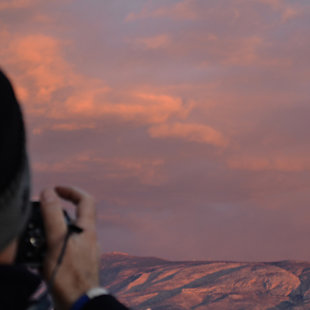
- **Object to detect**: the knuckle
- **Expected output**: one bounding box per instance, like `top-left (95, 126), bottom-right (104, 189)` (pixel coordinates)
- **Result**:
top-left (42, 200), bottom-right (58, 209)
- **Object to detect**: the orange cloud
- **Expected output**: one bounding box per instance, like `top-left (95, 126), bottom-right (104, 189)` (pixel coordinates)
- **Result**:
top-left (3, 33), bottom-right (193, 129)
top-left (149, 122), bottom-right (228, 147)
top-left (2, 34), bottom-right (111, 122)
top-left (4, 34), bottom-right (79, 109)
top-left (2, 0), bottom-right (308, 261)
top-left (33, 160), bottom-right (86, 174)
top-left (0, 0), bottom-right (39, 11)
top-left (281, 7), bottom-right (299, 22)
top-left (0, 0), bottom-right (72, 11)
top-left (63, 91), bottom-right (192, 124)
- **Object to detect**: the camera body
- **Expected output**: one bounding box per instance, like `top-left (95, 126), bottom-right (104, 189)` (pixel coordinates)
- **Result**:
top-left (16, 201), bottom-right (72, 268)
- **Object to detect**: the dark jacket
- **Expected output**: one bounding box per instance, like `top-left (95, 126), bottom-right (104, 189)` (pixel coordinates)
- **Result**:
top-left (0, 265), bottom-right (129, 310)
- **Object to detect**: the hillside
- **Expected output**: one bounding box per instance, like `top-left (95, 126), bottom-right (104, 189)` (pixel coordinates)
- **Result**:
top-left (100, 253), bottom-right (310, 310)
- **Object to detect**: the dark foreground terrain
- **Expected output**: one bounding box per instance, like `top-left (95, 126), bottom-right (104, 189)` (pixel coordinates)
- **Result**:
top-left (100, 253), bottom-right (310, 310)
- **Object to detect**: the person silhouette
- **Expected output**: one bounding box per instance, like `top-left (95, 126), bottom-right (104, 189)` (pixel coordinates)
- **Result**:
top-left (0, 69), bottom-right (129, 310)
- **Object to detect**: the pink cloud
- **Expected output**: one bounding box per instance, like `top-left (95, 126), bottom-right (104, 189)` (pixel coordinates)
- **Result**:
top-left (227, 156), bottom-right (310, 172)
top-left (127, 0), bottom-right (300, 24)
top-left (33, 154), bottom-right (166, 185)
top-left (97, 157), bottom-right (166, 185)
top-left (2, 0), bottom-right (310, 261)
top-left (239, 0), bottom-right (300, 22)
top-left (3, 33), bottom-right (193, 130)
top-left (64, 91), bottom-right (192, 124)
top-left (0, 0), bottom-right (72, 11)
top-left (126, 0), bottom-right (198, 21)
top-left (0, 0), bottom-right (39, 11)
top-left (149, 122), bottom-right (228, 147)
top-left (5, 34), bottom-right (77, 105)
top-left (51, 123), bottom-right (96, 132)
top-left (222, 36), bottom-right (264, 66)
top-left (133, 34), bottom-right (171, 50)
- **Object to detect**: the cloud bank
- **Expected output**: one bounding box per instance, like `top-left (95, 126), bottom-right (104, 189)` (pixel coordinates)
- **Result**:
top-left (1, 0), bottom-right (310, 261)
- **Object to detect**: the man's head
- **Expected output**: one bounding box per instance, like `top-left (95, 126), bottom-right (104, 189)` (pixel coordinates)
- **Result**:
top-left (0, 70), bottom-right (31, 254)
top-left (0, 70), bottom-right (25, 191)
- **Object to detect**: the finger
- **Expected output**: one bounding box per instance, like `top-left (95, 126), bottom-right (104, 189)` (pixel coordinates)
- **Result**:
top-left (40, 188), bottom-right (67, 246)
top-left (55, 186), bottom-right (96, 227)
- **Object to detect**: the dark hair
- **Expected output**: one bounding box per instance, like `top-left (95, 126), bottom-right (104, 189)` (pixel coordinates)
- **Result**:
top-left (0, 70), bottom-right (26, 192)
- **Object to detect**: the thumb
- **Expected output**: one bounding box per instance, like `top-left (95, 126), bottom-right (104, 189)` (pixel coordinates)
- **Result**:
top-left (40, 188), bottom-right (67, 247)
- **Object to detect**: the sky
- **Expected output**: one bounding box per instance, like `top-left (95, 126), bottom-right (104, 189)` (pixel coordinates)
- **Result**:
top-left (1, 0), bottom-right (310, 262)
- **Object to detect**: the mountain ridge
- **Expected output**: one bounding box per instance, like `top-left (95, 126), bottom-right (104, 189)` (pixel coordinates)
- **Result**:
top-left (100, 253), bottom-right (310, 309)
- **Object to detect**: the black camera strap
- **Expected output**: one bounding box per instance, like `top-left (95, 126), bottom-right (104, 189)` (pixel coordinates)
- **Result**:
top-left (28, 215), bottom-right (84, 310)
top-left (47, 220), bottom-right (84, 292)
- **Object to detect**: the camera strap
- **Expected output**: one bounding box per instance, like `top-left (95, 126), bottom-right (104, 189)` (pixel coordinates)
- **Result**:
top-left (47, 221), bottom-right (84, 291)
top-left (27, 215), bottom-right (84, 310)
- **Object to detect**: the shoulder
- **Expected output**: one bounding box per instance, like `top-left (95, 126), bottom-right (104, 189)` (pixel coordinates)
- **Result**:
top-left (0, 264), bottom-right (52, 310)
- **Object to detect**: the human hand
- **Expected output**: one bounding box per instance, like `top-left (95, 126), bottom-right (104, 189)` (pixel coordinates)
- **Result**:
top-left (40, 186), bottom-right (100, 310)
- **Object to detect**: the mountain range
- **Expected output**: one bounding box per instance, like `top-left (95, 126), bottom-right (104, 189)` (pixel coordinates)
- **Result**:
top-left (100, 252), bottom-right (310, 309)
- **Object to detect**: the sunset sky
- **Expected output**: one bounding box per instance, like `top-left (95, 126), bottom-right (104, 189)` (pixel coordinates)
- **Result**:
top-left (2, 0), bottom-right (310, 261)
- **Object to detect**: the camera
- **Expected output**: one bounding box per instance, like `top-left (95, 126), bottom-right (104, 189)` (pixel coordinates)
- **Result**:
top-left (15, 201), bottom-right (73, 268)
